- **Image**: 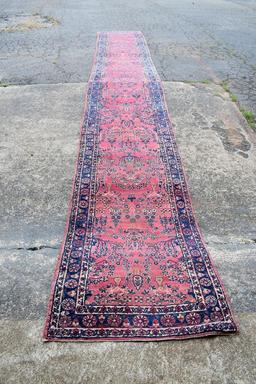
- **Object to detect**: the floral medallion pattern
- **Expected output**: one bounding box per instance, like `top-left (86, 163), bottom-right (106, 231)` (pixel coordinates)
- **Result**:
top-left (44, 32), bottom-right (238, 341)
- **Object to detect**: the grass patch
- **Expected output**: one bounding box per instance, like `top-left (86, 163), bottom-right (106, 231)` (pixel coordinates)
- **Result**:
top-left (230, 94), bottom-right (238, 102)
top-left (220, 81), bottom-right (238, 103)
top-left (240, 108), bottom-right (256, 130)
top-left (201, 79), bottom-right (210, 84)
top-left (183, 79), bottom-right (210, 85)
top-left (220, 80), bottom-right (230, 93)
top-left (220, 80), bottom-right (256, 130)
top-left (183, 80), bottom-right (195, 84)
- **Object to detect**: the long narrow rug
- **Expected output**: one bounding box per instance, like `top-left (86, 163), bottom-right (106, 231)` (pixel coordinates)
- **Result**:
top-left (44, 31), bottom-right (238, 341)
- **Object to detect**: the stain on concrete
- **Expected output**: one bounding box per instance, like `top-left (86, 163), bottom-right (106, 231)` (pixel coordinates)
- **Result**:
top-left (211, 120), bottom-right (251, 157)
top-left (192, 110), bottom-right (251, 157)
top-left (192, 111), bottom-right (209, 130)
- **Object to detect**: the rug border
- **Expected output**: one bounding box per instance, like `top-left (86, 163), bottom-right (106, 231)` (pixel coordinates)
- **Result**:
top-left (42, 33), bottom-right (102, 342)
top-left (43, 31), bottom-right (239, 342)
top-left (43, 329), bottom-right (237, 343)
top-left (138, 32), bottom-right (239, 334)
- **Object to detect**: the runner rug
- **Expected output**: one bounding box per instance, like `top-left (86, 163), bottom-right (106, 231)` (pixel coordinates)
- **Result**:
top-left (44, 31), bottom-right (238, 341)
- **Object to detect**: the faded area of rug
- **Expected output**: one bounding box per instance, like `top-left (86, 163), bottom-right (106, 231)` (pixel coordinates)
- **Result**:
top-left (44, 31), bottom-right (238, 341)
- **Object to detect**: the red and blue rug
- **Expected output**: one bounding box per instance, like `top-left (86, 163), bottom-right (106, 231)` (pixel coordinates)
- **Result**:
top-left (44, 32), bottom-right (238, 341)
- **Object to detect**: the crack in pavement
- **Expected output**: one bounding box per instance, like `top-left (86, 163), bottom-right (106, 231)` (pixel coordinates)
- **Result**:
top-left (0, 245), bottom-right (59, 251)
top-left (0, 238), bottom-right (255, 253)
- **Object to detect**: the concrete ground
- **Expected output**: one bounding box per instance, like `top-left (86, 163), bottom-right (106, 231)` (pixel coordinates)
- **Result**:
top-left (0, 1), bottom-right (256, 384)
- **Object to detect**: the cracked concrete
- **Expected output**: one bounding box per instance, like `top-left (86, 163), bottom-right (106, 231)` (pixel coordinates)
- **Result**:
top-left (0, 81), bottom-right (256, 383)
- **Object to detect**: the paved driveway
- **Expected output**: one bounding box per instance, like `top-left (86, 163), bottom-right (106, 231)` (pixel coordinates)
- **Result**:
top-left (1, 0), bottom-right (256, 113)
